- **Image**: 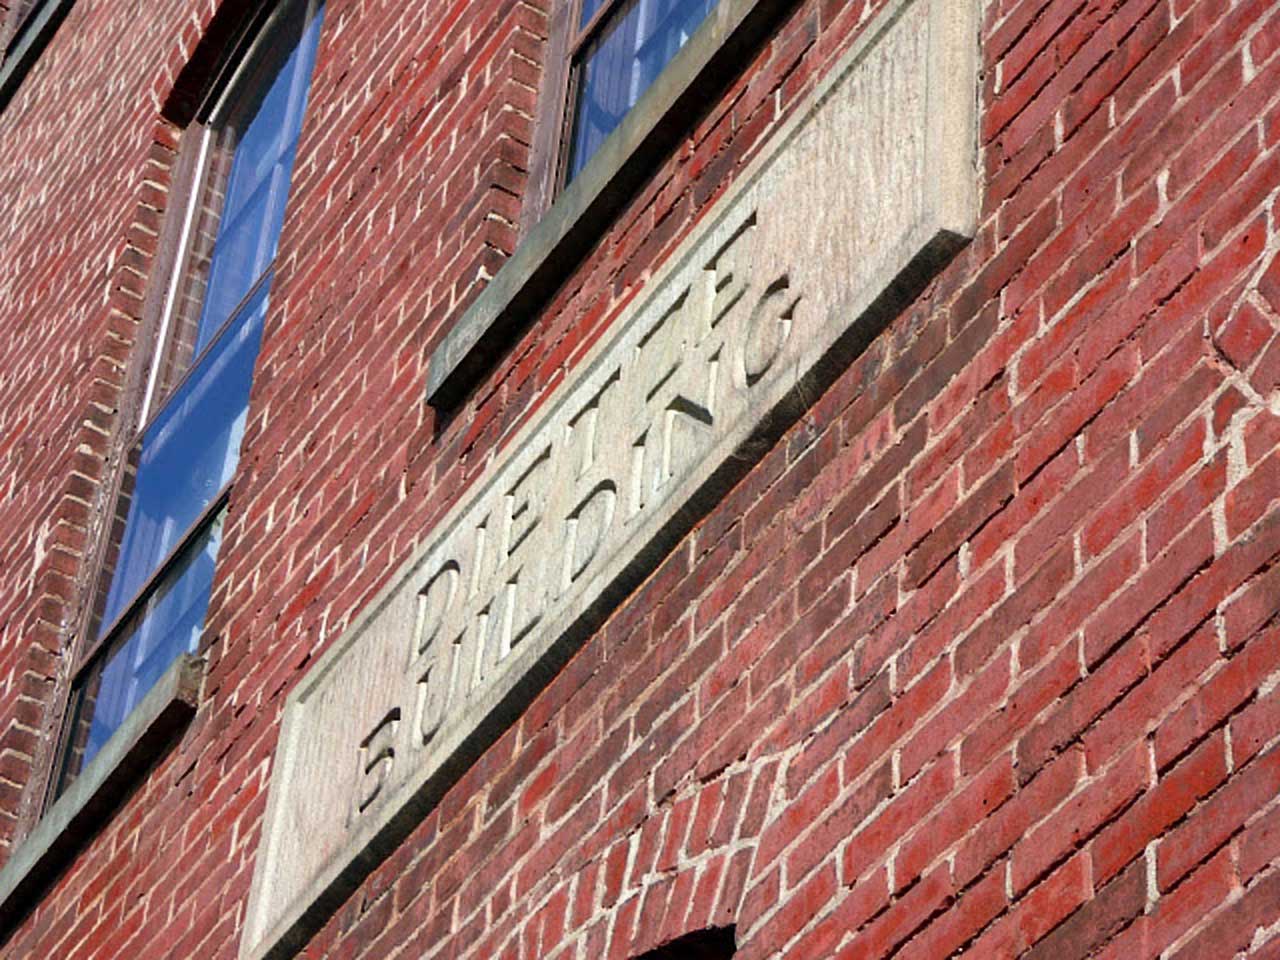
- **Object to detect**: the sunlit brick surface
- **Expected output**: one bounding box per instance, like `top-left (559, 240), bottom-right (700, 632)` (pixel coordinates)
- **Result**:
top-left (0, 0), bottom-right (1278, 957)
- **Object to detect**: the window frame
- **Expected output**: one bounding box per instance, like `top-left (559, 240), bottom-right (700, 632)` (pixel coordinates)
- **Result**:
top-left (524, 0), bottom-right (577, 225)
top-left (432, 0), bottom-right (792, 407)
top-left (35, 0), bottom-right (323, 816)
top-left (68, 262), bottom-right (274, 678)
top-left (526, 0), bottom-right (711, 225)
top-left (542, 0), bottom-right (630, 192)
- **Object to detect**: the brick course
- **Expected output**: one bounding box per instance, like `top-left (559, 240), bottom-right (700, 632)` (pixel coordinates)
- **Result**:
top-left (0, 0), bottom-right (1278, 957)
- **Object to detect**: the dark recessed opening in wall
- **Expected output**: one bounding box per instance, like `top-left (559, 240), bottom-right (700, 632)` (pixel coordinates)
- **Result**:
top-left (635, 926), bottom-right (737, 960)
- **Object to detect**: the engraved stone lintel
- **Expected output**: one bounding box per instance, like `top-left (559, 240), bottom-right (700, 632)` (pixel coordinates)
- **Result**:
top-left (241, 0), bottom-right (980, 955)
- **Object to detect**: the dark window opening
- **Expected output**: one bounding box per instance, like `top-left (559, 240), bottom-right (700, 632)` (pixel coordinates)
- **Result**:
top-left (634, 926), bottom-right (737, 960)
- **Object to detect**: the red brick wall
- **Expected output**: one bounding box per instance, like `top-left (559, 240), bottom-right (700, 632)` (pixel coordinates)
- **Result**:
top-left (1, 0), bottom-right (1279, 958)
top-left (0, 0), bottom-right (192, 842)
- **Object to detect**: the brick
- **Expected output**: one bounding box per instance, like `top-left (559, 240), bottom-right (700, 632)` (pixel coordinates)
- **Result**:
top-left (1231, 674), bottom-right (1280, 769)
top-left (899, 646), bottom-right (1011, 784)
top-left (954, 747), bottom-right (1082, 889)
top-left (782, 868), bottom-right (889, 960)
top-left (1251, 336), bottom-right (1280, 395)
top-left (961, 851), bottom-right (1091, 959)
top-left (787, 762), bottom-right (896, 890)
top-left (1023, 858), bottom-right (1146, 960)
top-left (1082, 623), bottom-right (1218, 773)
top-left (1146, 446), bottom-right (1229, 558)
top-left (3, 0), bottom-right (1275, 956)
top-left (897, 556), bottom-right (1006, 686)
top-left (1141, 512), bottom-right (1280, 665)
top-left (895, 751), bottom-right (1015, 891)
top-left (1239, 796), bottom-right (1280, 882)
top-left (1082, 418), bottom-right (1207, 559)
top-left (1157, 744), bottom-right (1280, 891)
top-left (969, 439), bottom-right (1080, 572)
top-left (1226, 447), bottom-right (1280, 540)
top-left (1011, 740), bottom-right (1149, 895)
top-left (1245, 409), bottom-right (1280, 467)
top-left (686, 855), bottom-right (728, 930)
top-left (1021, 532), bottom-right (1142, 670)
top-left (786, 669), bottom-right (890, 797)
top-left (745, 862), bottom-right (837, 957)
top-left (1016, 633), bottom-right (1150, 783)
top-left (894, 866), bottom-right (1006, 960)
top-left (1172, 868), bottom-right (1280, 960)
top-left (1092, 731), bottom-right (1229, 885)
top-left (1216, 300), bottom-right (1277, 373)
top-left (1084, 516), bottom-right (1216, 667)
top-left (839, 759), bottom-right (951, 883)
top-left (1123, 45), bottom-right (1246, 197)
top-left (955, 543), bottom-right (1074, 682)
top-left (838, 862), bottom-right (952, 960)
top-left (843, 658), bottom-right (952, 787)
top-left (1156, 624), bottom-right (1280, 768)
top-left (759, 764), bottom-right (841, 873)
top-left (798, 570), bottom-right (895, 691)
top-left (1261, 252), bottom-right (1280, 316)
top-left (964, 637), bottom-right (1081, 779)
top-left (799, 487), bottom-right (899, 610)
top-left (1015, 345), bottom-right (1140, 487)
top-left (1097, 847), bottom-right (1235, 960)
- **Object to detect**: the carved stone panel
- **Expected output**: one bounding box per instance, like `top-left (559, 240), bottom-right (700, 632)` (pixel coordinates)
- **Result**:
top-left (242, 0), bottom-right (979, 954)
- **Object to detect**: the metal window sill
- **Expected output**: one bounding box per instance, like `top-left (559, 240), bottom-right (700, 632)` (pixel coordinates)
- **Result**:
top-left (0, 654), bottom-right (203, 935)
top-left (424, 0), bottom-right (790, 409)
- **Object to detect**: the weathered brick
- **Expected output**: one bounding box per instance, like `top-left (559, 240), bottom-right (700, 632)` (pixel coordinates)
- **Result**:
top-left (1158, 740), bottom-right (1280, 891)
top-left (1091, 731), bottom-right (1228, 885)
top-left (1010, 740), bottom-right (1149, 895)
top-left (6, 0), bottom-right (1279, 957)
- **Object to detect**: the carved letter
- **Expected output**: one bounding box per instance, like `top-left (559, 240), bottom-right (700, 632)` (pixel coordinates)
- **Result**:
top-left (504, 446), bottom-right (551, 562)
top-left (627, 285), bottom-right (720, 515)
top-left (414, 562), bottom-right (460, 658)
top-left (352, 708), bottom-right (400, 820)
top-left (566, 372), bottom-right (622, 479)
top-left (741, 275), bottom-right (798, 387)
top-left (562, 481), bottom-right (618, 590)
top-left (410, 563), bottom-right (462, 746)
top-left (472, 572), bottom-right (532, 684)
top-left (662, 349), bottom-right (719, 482)
top-left (415, 649), bottom-right (453, 746)
top-left (707, 216), bottom-right (756, 329)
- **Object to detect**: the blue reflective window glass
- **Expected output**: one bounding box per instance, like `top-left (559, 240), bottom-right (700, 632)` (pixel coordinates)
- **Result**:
top-left (192, 11), bottom-right (322, 352)
top-left (57, 0), bottom-right (324, 795)
top-left (63, 514), bottom-right (224, 781)
top-left (566, 0), bottom-right (717, 182)
top-left (97, 281), bottom-right (268, 631)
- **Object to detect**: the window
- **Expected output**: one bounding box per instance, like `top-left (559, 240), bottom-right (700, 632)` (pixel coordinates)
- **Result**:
top-left (48, 0), bottom-right (325, 799)
top-left (564, 0), bottom-right (718, 181)
top-left (432, 0), bottom-right (780, 406)
top-left (532, 0), bottom-right (720, 204)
